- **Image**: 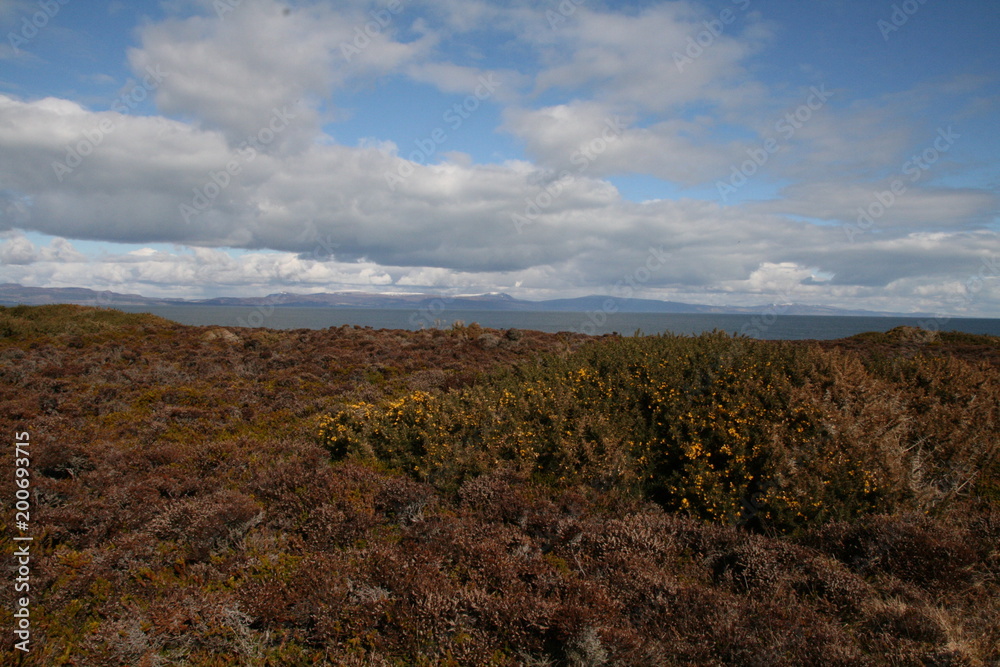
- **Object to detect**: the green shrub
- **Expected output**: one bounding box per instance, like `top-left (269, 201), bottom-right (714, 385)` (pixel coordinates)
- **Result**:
top-left (319, 331), bottom-right (1000, 532)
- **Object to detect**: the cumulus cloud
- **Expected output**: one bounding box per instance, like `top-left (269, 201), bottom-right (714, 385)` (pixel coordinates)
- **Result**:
top-left (0, 234), bottom-right (36, 265)
top-left (1, 85), bottom-right (996, 312)
top-left (753, 181), bottom-right (999, 232)
top-left (1, 0), bottom-right (998, 316)
top-left (527, 3), bottom-right (772, 114)
top-left (504, 102), bottom-right (742, 185)
top-left (0, 233), bottom-right (399, 297)
top-left (128, 0), bottom-right (432, 150)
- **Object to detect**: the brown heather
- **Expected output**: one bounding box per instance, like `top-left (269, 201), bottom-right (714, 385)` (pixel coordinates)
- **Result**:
top-left (0, 305), bottom-right (998, 665)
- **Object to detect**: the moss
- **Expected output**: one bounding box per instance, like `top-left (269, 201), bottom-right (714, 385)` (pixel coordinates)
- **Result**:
top-left (0, 304), bottom-right (174, 339)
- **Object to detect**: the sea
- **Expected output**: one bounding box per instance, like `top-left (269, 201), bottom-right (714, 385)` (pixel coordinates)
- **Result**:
top-left (115, 305), bottom-right (1000, 340)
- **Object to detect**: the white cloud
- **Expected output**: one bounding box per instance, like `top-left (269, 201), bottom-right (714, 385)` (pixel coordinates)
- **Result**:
top-left (2, 85), bottom-right (996, 313)
top-left (127, 0), bottom-right (432, 150)
top-left (0, 234), bottom-right (36, 264)
top-left (528, 3), bottom-right (772, 114)
top-left (753, 181), bottom-right (998, 231)
top-left (504, 102), bottom-right (741, 185)
top-left (1, 1), bottom-right (998, 316)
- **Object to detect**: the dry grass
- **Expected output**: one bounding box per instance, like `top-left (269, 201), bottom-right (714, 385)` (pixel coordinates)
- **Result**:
top-left (0, 307), bottom-right (997, 665)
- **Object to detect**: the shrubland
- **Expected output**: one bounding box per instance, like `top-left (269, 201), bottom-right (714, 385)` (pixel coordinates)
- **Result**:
top-left (1, 305), bottom-right (997, 665)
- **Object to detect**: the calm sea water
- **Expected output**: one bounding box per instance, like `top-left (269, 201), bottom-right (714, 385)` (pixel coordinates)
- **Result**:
top-left (116, 305), bottom-right (1000, 340)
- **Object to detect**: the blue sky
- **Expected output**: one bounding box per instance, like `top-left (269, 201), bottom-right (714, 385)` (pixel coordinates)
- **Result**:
top-left (1, 0), bottom-right (999, 315)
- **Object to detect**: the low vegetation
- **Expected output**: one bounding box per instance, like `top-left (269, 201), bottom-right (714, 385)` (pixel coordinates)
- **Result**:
top-left (1, 305), bottom-right (997, 665)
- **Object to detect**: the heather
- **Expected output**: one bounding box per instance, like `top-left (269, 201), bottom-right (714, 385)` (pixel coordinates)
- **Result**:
top-left (1, 305), bottom-right (998, 665)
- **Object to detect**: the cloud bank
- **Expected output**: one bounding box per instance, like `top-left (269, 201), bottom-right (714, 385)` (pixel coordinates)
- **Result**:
top-left (0, 0), bottom-right (998, 315)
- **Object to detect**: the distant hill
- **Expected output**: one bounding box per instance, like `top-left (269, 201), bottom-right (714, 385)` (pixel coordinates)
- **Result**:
top-left (0, 283), bottom-right (931, 318)
top-left (0, 283), bottom-right (185, 307)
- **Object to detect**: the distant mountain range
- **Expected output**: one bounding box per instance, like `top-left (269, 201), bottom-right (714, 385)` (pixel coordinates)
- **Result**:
top-left (0, 283), bottom-right (933, 318)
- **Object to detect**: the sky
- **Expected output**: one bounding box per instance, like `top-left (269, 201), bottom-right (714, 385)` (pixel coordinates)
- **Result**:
top-left (1, 0), bottom-right (999, 315)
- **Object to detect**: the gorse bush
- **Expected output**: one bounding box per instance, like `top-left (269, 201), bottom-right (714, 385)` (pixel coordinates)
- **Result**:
top-left (319, 331), bottom-right (1000, 532)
